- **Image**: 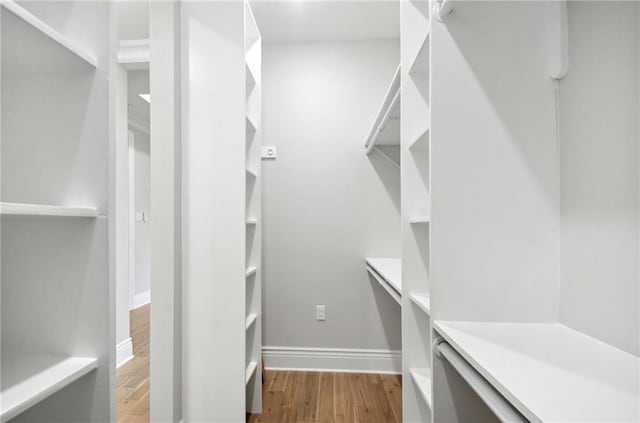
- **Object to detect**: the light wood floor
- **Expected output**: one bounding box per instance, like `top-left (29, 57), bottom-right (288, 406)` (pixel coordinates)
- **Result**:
top-left (117, 304), bottom-right (150, 423)
top-left (248, 371), bottom-right (403, 423)
top-left (117, 305), bottom-right (403, 423)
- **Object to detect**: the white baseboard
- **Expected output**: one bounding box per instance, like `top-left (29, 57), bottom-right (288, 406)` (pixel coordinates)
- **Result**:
top-left (116, 337), bottom-right (134, 368)
top-left (131, 290), bottom-right (151, 310)
top-left (263, 346), bottom-right (401, 374)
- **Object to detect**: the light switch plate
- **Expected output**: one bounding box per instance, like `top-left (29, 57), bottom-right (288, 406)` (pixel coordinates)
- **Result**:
top-left (261, 146), bottom-right (277, 160)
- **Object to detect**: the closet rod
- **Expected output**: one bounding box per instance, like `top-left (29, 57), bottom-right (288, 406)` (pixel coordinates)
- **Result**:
top-left (365, 89), bottom-right (400, 154)
top-left (435, 340), bottom-right (528, 423)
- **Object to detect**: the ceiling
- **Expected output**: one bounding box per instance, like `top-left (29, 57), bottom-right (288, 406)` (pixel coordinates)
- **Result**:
top-left (251, 1), bottom-right (400, 43)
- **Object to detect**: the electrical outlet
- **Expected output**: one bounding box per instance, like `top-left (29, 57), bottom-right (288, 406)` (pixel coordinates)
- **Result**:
top-left (316, 305), bottom-right (326, 321)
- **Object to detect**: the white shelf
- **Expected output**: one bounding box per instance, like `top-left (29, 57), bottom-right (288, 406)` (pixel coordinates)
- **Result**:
top-left (409, 216), bottom-right (430, 224)
top-left (434, 321), bottom-right (640, 423)
top-left (246, 115), bottom-right (257, 134)
top-left (365, 258), bottom-right (401, 304)
top-left (409, 125), bottom-right (429, 151)
top-left (245, 361), bottom-right (258, 385)
top-left (409, 368), bottom-right (433, 411)
top-left (409, 31), bottom-right (430, 75)
top-left (245, 313), bottom-right (258, 331)
top-left (246, 266), bottom-right (257, 278)
top-left (246, 218), bottom-right (258, 225)
top-left (364, 64), bottom-right (402, 153)
top-left (246, 168), bottom-right (257, 178)
top-left (2, 1), bottom-right (97, 73)
top-left (246, 63), bottom-right (256, 91)
top-left (1, 353), bottom-right (98, 422)
top-left (0, 202), bottom-right (99, 218)
top-left (409, 293), bottom-right (430, 316)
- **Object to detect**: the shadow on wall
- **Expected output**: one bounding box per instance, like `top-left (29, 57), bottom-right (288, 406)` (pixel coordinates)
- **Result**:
top-left (367, 272), bottom-right (402, 351)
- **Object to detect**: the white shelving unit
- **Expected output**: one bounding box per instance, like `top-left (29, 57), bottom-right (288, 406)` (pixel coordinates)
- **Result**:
top-left (1, 1), bottom-right (112, 421)
top-left (364, 64), bottom-right (402, 167)
top-left (0, 202), bottom-right (98, 218)
top-left (400, 0), bottom-right (432, 421)
top-left (366, 257), bottom-right (402, 304)
top-left (434, 321), bottom-right (639, 422)
top-left (244, 0), bottom-right (263, 414)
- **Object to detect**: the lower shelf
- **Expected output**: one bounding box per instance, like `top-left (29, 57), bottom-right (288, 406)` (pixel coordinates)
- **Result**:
top-left (1, 352), bottom-right (98, 422)
top-left (434, 321), bottom-right (640, 422)
top-left (409, 368), bottom-right (433, 411)
top-left (245, 313), bottom-right (258, 331)
top-left (0, 202), bottom-right (98, 218)
top-left (245, 361), bottom-right (258, 385)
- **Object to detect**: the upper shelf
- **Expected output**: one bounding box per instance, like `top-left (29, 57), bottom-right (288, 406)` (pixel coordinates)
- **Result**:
top-left (365, 257), bottom-right (402, 304)
top-left (1, 352), bottom-right (98, 422)
top-left (1, 202), bottom-right (99, 218)
top-left (434, 321), bottom-right (640, 423)
top-left (1, 1), bottom-right (97, 73)
top-left (364, 64), bottom-right (401, 154)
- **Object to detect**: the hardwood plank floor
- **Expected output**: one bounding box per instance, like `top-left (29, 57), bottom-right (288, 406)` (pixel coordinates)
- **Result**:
top-left (248, 371), bottom-right (402, 423)
top-left (117, 304), bottom-right (150, 423)
top-left (118, 305), bottom-right (403, 423)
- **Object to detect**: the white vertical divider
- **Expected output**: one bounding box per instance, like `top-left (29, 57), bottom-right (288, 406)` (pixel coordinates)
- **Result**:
top-left (181, 1), bottom-right (261, 420)
top-left (244, 0), bottom-right (262, 413)
top-left (401, 0), bottom-right (432, 422)
top-left (150, 1), bottom-right (182, 422)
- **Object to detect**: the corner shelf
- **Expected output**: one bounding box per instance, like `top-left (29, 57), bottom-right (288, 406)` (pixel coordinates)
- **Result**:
top-left (2, 0), bottom-right (97, 72)
top-left (246, 218), bottom-right (257, 225)
top-left (246, 266), bottom-right (257, 278)
top-left (434, 321), bottom-right (640, 423)
top-left (409, 292), bottom-right (430, 316)
top-left (409, 368), bottom-right (433, 411)
top-left (245, 313), bottom-right (258, 331)
top-left (364, 64), bottom-right (402, 153)
top-left (246, 168), bottom-right (257, 179)
top-left (245, 361), bottom-right (258, 385)
top-left (365, 258), bottom-right (401, 304)
top-left (0, 202), bottom-right (99, 218)
top-left (1, 353), bottom-right (98, 422)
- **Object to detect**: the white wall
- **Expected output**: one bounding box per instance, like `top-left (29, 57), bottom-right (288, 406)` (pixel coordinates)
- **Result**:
top-left (116, 0), bottom-right (149, 40)
top-left (431, 1), bottom-right (560, 323)
top-left (262, 40), bottom-right (402, 354)
top-left (559, 1), bottom-right (639, 356)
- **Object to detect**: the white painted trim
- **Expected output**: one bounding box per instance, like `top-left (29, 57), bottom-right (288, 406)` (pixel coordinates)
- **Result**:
top-left (116, 338), bottom-right (134, 368)
top-left (131, 290), bottom-right (151, 310)
top-left (118, 39), bottom-right (150, 70)
top-left (263, 346), bottom-right (402, 374)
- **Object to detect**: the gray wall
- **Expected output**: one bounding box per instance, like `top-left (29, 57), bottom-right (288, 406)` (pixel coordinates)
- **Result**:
top-left (133, 128), bottom-right (151, 297)
top-left (262, 40), bottom-right (402, 351)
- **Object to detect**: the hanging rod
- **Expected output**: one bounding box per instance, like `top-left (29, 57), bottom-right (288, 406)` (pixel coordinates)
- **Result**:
top-left (434, 0), bottom-right (454, 22)
top-left (365, 89), bottom-right (401, 155)
top-left (434, 339), bottom-right (528, 423)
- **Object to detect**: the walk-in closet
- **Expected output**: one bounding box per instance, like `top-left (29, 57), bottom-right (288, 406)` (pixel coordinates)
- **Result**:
top-left (1, 1), bottom-right (638, 422)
